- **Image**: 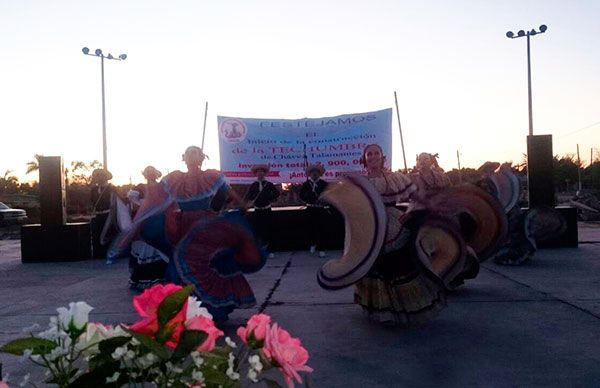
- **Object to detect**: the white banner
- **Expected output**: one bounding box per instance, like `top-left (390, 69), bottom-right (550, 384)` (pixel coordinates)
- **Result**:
top-left (217, 108), bottom-right (392, 184)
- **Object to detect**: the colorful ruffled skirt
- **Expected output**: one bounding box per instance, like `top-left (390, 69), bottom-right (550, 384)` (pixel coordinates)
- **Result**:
top-left (165, 210), bottom-right (266, 320)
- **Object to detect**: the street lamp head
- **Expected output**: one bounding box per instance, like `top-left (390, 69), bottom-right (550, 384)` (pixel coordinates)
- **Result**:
top-left (506, 31), bottom-right (514, 38)
top-left (517, 30), bottom-right (525, 37)
top-left (107, 54), bottom-right (114, 59)
top-left (82, 47), bottom-right (90, 55)
top-left (539, 24), bottom-right (548, 32)
top-left (119, 54), bottom-right (127, 60)
top-left (95, 48), bottom-right (103, 56)
top-left (530, 29), bottom-right (537, 36)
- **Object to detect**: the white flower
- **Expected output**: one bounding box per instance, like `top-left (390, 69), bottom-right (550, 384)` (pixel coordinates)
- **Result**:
top-left (138, 352), bottom-right (157, 369)
top-left (19, 349), bottom-right (33, 363)
top-left (56, 302), bottom-right (93, 330)
top-left (248, 354), bottom-right (263, 372)
top-left (225, 336), bottom-right (237, 348)
top-left (125, 350), bottom-right (136, 361)
top-left (225, 352), bottom-right (239, 380)
top-left (106, 372), bottom-right (120, 383)
top-left (21, 324), bottom-right (40, 334)
top-left (37, 325), bottom-right (61, 341)
top-left (191, 351), bottom-right (204, 367)
top-left (186, 296), bottom-right (212, 320)
top-left (247, 369), bottom-right (259, 383)
top-left (227, 352), bottom-right (236, 371)
top-left (111, 346), bottom-right (127, 360)
top-left (46, 346), bottom-right (68, 362)
top-left (226, 367), bottom-right (240, 381)
top-left (130, 337), bottom-right (141, 346)
top-left (192, 370), bottom-right (204, 383)
top-left (76, 322), bottom-right (111, 355)
top-left (61, 335), bottom-right (73, 353)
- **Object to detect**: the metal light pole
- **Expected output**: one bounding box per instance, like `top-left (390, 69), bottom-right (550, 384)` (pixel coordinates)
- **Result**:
top-left (506, 25), bottom-right (547, 136)
top-left (82, 47), bottom-right (127, 170)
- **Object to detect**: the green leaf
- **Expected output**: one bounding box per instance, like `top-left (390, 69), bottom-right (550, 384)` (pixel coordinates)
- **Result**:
top-left (157, 285), bottom-right (194, 329)
top-left (97, 336), bottom-right (131, 356)
top-left (125, 330), bottom-right (170, 360)
top-left (200, 350), bottom-right (229, 365)
top-left (88, 353), bottom-right (110, 371)
top-left (172, 330), bottom-right (208, 360)
top-left (155, 324), bottom-right (175, 345)
top-left (0, 337), bottom-right (57, 355)
top-left (209, 345), bottom-right (232, 357)
top-left (86, 336), bottom-right (133, 371)
top-left (202, 367), bottom-right (231, 387)
top-left (67, 361), bottom-right (121, 388)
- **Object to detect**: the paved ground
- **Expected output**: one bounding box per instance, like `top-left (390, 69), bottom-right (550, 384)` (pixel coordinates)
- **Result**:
top-left (1, 225), bottom-right (600, 387)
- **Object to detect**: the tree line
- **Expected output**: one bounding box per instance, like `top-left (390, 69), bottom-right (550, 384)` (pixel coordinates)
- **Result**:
top-left (2, 154), bottom-right (600, 223)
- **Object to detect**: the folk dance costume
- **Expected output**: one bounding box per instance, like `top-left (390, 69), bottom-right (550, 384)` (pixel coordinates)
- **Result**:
top-left (484, 163), bottom-right (566, 265)
top-left (410, 152), bottom-right (451, 199)
top-left (125, 166), bottom-right (169, 291)
top-left (90, 169), bottom-right (120, 259)
top-left (317, 145), bottom-right (507, 326)
top-left (299, 164), bottom-right (329, 257)
top-left (244, 164), bottom-right (280, 257)
top-left (110, 147), bottom-right (266, 321)
top-left (352, 171), bottom-right (449, 325)
top-left (409, 152), bottom-right (481, 288)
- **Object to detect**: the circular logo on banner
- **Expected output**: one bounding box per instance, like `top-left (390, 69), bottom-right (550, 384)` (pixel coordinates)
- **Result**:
top-left (219, 118), bottom-right (247, 143)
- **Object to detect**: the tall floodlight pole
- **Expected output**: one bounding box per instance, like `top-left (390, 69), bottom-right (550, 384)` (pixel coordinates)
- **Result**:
top-left (506, 25), bottom-right (547, 136)
top-left (82, 47), bottom-right (127, 170)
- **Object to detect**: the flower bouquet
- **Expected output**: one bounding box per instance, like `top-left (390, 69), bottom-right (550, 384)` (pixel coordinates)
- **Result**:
top-left (0, 284), bottom-right (312, 387)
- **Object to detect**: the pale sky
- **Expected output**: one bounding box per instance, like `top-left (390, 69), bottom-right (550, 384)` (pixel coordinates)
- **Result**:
top-left (1, 0), bottom-right (599, 184)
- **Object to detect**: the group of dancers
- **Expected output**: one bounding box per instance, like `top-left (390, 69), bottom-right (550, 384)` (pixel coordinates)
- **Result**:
top-left (91, 143), bottom-right (564, 326)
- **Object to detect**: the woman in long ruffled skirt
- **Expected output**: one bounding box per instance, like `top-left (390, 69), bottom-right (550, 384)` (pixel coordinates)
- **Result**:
top-left (110, 146), bottom-right (265, 322)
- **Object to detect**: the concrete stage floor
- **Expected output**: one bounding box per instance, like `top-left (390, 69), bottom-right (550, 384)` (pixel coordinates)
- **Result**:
top-left (1, 223), bottom-right (600, 387)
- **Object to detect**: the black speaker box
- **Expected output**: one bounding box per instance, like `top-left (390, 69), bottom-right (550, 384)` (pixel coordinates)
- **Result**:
top-left (247, 207), bottom-right (345, 251)
top-left (21, 223), bottom-right (91, 262)
top-left (527, 135), bottom-right (555, 208)
top-left (535, 206), bottom-right (579, 248)
top-left (38, 156), bottom-right (66, 225)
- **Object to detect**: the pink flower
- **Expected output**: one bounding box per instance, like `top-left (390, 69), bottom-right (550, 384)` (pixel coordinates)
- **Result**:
top-left (186, 315), bottom-right (224, 352)
top-left (132, 284), bottom-right (185, 318)
top-left (0, 381), bottom-right (8, 388)
top-left (129, 284), bottom-right (188, 348)
top-left (263, 324), bottom-right (313, 388)
top-left (237, 313), bottom-right (271, 345)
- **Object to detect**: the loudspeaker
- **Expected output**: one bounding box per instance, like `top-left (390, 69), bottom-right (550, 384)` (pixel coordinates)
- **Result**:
top-left (536, 206), bottom-right (579, 248)
top-left (527, 135), bottom-right (555, 208)
top-left (21, 223), bottom-right (91, 262)
top-left (39, 156), bottom-right (66, 225)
